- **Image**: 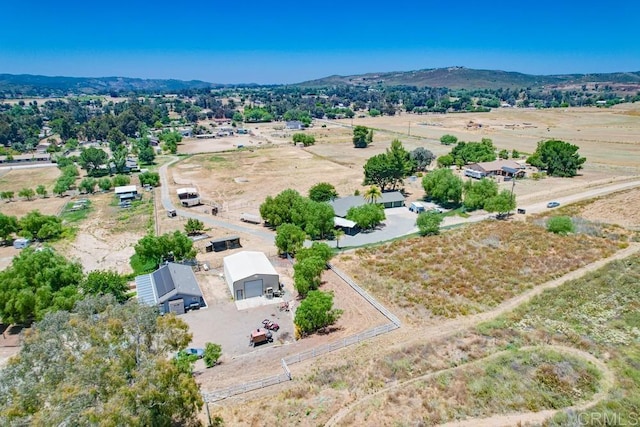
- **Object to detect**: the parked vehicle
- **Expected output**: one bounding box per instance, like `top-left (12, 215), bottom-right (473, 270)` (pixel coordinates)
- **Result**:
top-left (250, 328), bottom-right (273, 346)
top-left (262, 319), bottom-right (280, 331)
top-left (547, 201), bottom-right (560, 208)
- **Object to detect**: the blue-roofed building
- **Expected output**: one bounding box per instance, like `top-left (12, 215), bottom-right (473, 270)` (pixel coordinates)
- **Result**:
top-left (135, 262), bottom-right (205, 315)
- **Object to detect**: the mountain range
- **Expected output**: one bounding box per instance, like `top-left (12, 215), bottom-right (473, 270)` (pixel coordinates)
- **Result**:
top-left (2, 67), bottom-right (640, 95)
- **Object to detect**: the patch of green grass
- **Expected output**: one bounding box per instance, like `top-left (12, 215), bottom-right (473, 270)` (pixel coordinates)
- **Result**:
top-left (113, 197), bottom-right (154, 234)
top-left (59, 200), bottom-right (93, 224)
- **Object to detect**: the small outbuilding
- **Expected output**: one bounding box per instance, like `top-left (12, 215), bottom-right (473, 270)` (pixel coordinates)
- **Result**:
top-left (114, 185), bottom-right (138, 201)
top-left (135, 262), bottom-right (205, 315)
top-left (223, 251), bottom-right (279, 300)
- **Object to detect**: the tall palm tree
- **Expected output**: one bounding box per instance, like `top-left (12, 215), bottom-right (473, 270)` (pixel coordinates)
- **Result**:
top-left (364, 185), bottom-right (382, 204)
top-left (335, 229), bottom-right (345, 249)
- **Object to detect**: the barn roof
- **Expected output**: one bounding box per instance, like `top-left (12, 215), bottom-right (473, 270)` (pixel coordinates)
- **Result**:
top-left (223, 251), bottom-right (278, 284)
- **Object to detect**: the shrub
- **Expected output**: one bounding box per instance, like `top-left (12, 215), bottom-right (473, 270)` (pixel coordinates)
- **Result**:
top-left (203, 343), bottom-right (222, 368)
top-left (547, 216), bottom-right (574, 235)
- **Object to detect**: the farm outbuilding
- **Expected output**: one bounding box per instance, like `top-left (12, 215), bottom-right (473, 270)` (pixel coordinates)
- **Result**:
top-left (205, 236), bottom-right (241, 252)
top-left (135, 262), bottom-right (205, 315)
top-left (223, 251), bottom-right (279, 301)
top-left (114, 185), bottom-right (138, 201)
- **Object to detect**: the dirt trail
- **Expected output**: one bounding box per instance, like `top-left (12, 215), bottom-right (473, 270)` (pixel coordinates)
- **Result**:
top-left (325, 243), bottom-right (640, 426)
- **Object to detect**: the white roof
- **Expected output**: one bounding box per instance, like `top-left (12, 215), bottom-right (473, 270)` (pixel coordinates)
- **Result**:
top-left (223, 251), bottom-right (278, 283)
top-left (176, 187), bottom-right (198, 195)
top-left (334, 217), bottom-right (357, 228)
top-left (114, 185), bottom-right (137, 194)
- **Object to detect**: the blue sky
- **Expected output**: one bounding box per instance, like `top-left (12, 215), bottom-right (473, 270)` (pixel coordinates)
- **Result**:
top-left (2, 0), bottom-right (639, 84)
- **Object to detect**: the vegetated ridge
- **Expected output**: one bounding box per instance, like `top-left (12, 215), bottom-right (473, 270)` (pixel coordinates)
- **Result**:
top-left (2, 67), bottom-right (640, 95)
top-left (0, 74), bottom-right (235, 97)
top-left (297, 66), bottom-right (640, 90)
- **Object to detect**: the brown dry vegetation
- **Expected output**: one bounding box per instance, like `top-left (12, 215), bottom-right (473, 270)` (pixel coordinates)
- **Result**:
top-left (334, 221), bottom-right (620, 322)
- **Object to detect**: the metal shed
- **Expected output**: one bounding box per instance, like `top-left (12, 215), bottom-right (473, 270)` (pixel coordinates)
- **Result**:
top-left (223, 251), bottom-right (279, 301)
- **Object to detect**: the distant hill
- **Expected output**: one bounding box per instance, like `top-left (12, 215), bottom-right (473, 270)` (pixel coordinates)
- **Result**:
top-left (297, 67), bottom-right (640, 90)
top-left (0, 74), bottom-right (217, 96)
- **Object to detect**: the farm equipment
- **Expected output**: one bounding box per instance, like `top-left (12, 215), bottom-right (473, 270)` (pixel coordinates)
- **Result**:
top-left (250, 328), bottom-right (273, 347)
top-left (262, 319), bottom-right (280, 331)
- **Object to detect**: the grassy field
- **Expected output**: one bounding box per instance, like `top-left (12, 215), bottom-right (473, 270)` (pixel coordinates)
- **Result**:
top-left (477, 254), bottom-right (640, 426)
top-left (335, 220), bottom-right (621, 321)
top-left (341, 348), bottom-right (602, 426)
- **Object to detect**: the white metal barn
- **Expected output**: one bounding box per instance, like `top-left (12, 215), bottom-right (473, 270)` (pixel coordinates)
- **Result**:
top-left (223, 251), bottom-right (279, 300)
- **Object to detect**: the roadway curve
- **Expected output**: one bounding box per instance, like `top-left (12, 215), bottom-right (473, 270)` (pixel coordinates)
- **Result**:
top-left (325, 243), bottom-right (640, 426)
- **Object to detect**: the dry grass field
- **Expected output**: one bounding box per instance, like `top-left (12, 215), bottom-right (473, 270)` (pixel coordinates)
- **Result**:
top-left (334, 220), bottom-right (621, 322)
top-left (0, 167), bottom-right (64, 216)
top-left (336, 103), bottom-right (640, 169)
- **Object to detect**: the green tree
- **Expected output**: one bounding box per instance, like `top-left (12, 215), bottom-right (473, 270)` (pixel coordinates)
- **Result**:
top-left (260, 189), bottom-right (304, 227)
top-left (98, 177), bottom-right (112, 191)
top-left (417, 211), bottom-right (443, 236)
top-left (463, 178), bottom-right (499, 211)
top-left (410, 147), bottom-right (435, 172)
top-left (346, 203), bottom-right (385, 230)
top-left (294, 199), bottom-right (335, 240)
top-left (450, 139), bottom-right (496, 165)
top-left (295, 242), bottom-right (333, 265)
top-left (18, 211), bottom-right (64, 241)
top-left (18, 187), bottom-right (35, 201)
top-left (81, 270), bottom-right (129, 303)
top-left (184, 218), bottom-right (204, 235)
top-left (139, 171), bottom-right (160, 187)
top-left (203, 342), bottom-right (222, 368)
top-left (138, 145), bottom-right (156, 164)
top-left (353, 125), bottom-right (370, 148)
top-left (111, 145), bottom-right (128, 174)
top-left (0, 191), bottom-right (15, 202)
top-left (440, 134), bottom-right (458, 145)
top-left (364, 139), bottom-right (413, 191)
top-left (79, 177), bottom-right (97, 194)
top-left (112, 174), bottom-right (131, 187)
top-left (512, 149), bottom-right (521, 159)
top-left (292, 133), bottom-right (315, 146)
top-left (421, 169), bottom-right (463, 205)
top-left (308, 182), bottom-right (338, 202)
top-left (294, 290), bottom-right (343, 336)
top-left (547, 216), bottom-right (574, 235)
top-left (484, 190), bottom-right (516, 217)
top-left (363, 154), bottom-right (394, 191)
top-left (274, 223), bottom-right (306, 256)
top-left (498, 149), bottom-right (510, 159)
top-left (293, 256), bottom-right (326, 297)
top-left (78, 146), bottom-right (109, 176)
top-left (0, 247), bottom-right (83, 323)
top-left (0, 296), bottom-right (202, 425)
top-left (35, 184), bottom-right (47, 198)
top-left (132, 231), bottom-right (197, 272)
top-left (529, 139), bottom-right (586, 177)
top-left (0, 213), bottom-right (19, 243)
top-left (437, 154), bottom-right (454, 168)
